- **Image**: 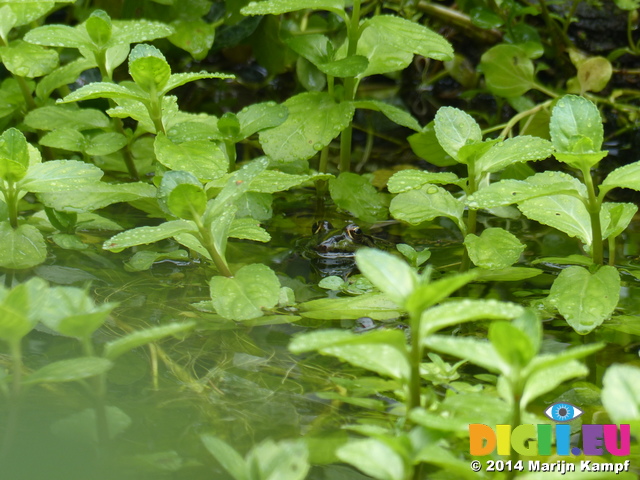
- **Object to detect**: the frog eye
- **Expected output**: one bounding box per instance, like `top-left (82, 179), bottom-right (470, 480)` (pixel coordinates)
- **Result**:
top-left (346, 225), bottom-right (363, 239)
top-left (312, 221), bottom-right (332, 234)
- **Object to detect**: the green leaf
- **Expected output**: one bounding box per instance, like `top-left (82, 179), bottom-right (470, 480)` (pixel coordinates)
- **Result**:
top-left (158, 170), bottom-right (202, 218)
top-left (25, 105), bottom-right (110, 131)
top-left (289, 329), bottom-right (410, 381)
top-left (602, 202), bottom-right (637, 239)
top-left (390, 184), bottom-right (465, 231)
top-left (246, 439), bottom-right (310, 480)
top-left (58, 82), bottom-right (147, 105)
top-left (434, 106), bottom-right (482, 160)
top-left (518, 194), bottom-right (592, 246)
top-left (128, 44), bottom-right (171, 92)
top-left (210, 264), bottom-right (280, 321)
top-left (38, 182), bottom-right (155, 213)
top-left (228, 218), bottom-right (271, 242)
top-left (329, 173), bottom-right (387, 223)
top-left (107, 19), bottom-right (174, 48)
top-left (41, 286), bottom-right (116, 339)
top-left (466, 171), bottom-right (583, 209)
top-left (298, 293), bottom-right (402, 320)
top-left (218, 112), bottom-right (241, 139)
top-left (420, 299), bottom-right (524, 338)
top-left (241, 0), bottom-right (346, 17)
top-left (24, 24), bottom-right (91, 49)
top-left (154, 133), bottom-right (227, 181)
top-left (363, 15), bottom-right (453, 62)
top-left (475, 135), bottom-right (553, 174)
top-left (407, 123), bottom-right (456, 167)
top-left (352, 100), bottom-right (421, 131)
top-left (521, 360), bottom-right (588, 408)
top-left (0, 222), bottom-right (47, 269)
top-left (356, 248), bottom-right (418, 307)
top-left (85, 9), bottom-right (111, 46)
top-left (480, 44), bottom-right (535, 98)
top-left (550, 95), bottom-right (604, 153)
top-left (387, 170), bottom-right (460, 193)
top-left (85, 132), bottom-right (128, 156)
top-left (424, 335), bottom-right (508, 375)
top-left (464, 228), bottom-right (525, 269)
top-left (405, 271), bottom-right (477, 314)
top-left (36, 58), bottom-right (96, 101)
top-left (0, 128), bottom-right (29, 181)
top-left (602, 160), bottom-right (640, 193)
top-left (238, 101), bottom-right (288, 139)
top-left (0, 282), bottom-right (38, 342)
top-left (547, 265), bottom-right (620, 334)
top-left (160, 71), bottom-right (235, 96)
top-left (489, 321), bottom-right (535, 369)
top-left (169, 19), bottom-right (215, 61)
top-left (259, 92), bottom-right (354, 162)
top-left (167, 184), bottom-right (207, 221)
top-left (602, 365), bottom-right (640, 423)
top-left (472, 266), bottom-right (543, 282)
top-left (200, 435), bottom-right (248, 480)
top-left (4, 2), bottom-right (64, 28)
top-left (103, 220), bottom-right (196, 251)
top-left (0, 39), bottom-right (58, 77)
top-left (245, 170), bottom-right (332, 193)
top-left (103, 321), bottom-right (196, 361)
top-left (336, 438), bottom-right (405, 480)
top-left (23, 357), bottom-right (112, 385)
top-left (396, 244), bottom-right (431, 267)
top-left (350, 22), bottom-right (413, 77)
top-left (577, 56), bottom-right (612, 93)
top-left (39, 128), bottom-right (86, 153)
top-left (19, 160), bottom-right (104, 193)
top-left (0, 5), bottom-right (16, 44)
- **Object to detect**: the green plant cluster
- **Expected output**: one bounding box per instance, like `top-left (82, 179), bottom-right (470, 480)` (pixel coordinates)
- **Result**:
top-left (1, 1), bottom-right (640, 479)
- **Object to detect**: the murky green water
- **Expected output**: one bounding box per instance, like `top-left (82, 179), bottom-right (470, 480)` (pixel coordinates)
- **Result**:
top-left (3, 205), bottom-right (640, 479)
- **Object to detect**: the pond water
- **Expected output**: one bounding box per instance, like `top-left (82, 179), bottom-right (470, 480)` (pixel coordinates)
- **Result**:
top-left (3, 200), bottom-right (640, 479)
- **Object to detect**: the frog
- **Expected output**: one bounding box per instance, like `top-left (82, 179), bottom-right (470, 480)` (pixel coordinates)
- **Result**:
top-left (300, 221), bottom-right (392, 278)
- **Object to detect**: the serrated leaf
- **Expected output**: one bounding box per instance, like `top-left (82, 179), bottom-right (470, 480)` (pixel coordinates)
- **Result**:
top-left (356, 248), bottom-right (418, 306)
top-left (237, 101), bottom-right (288, 139)
top-left (209, 264), bottom-right (280, 320)
top-left (39, 128), bottom-right (86, 152)
top-left (246, 170), bottom-right (332, 193)
top-left (464, 227), bottom-right (525, 270)
top-left (242, 0), bottom-right (346, 16)
top-left (154, 133), bottom-right (227, 181)
top-left (601, 202), bottom-right (637, 239)
top-left (36, 58), bottom-right (98, 101)
top-left (390, 184), bottom-right (464, 231)
top-left (550, 94), bottom-right (603, 153)
top-left (19, 160), bottom-right (103, 193)
top-left (547, 265), bottom-right (620, 334)
top-left (434, 106), bottom-right (482, 160)
top-left (85, 10), bottom-right (112, 47)
top-left (24, 24), bottom-right (90, 49)
top-left (352, 100), bottom-right (421, 131)
top-left (103, 220), bottom-right (196, 251)
top-left (602, 160), bottom-right (640, 193)
top-left (259, 92), bottom-right (354, 162)
top-left (475, 135), bottom-right (553, 174)
top-left (58, 82), bottom-right (147, 104)
top-left (420, 299), bottom-right (524, 338)
top-left (167, 184), bottom-right (207, 220)
top-left (387, 170), bottom-right (460, 193)
top-left (107, 19), bottom-right (174, 47)
top-left (128, 44), bottom-right (171, 92)
top-left (38, 182), bottom-right (156, 212)
top-left (228, 218), bottom-right (270, 242)
top-left (299, 293), bottom-right (402, 320)
top-left (169, 19), bottom-right (215, 61)
top-left (518, 194), bottom-right (592, 246)
top-left (103, 321), bottom-right (195, 360)
top-left (160, 71), bottom-right (235, 96)
top-left (407, 122), bottom-right (456, 167)
top-left (290, 329), bottom-right (410, 381)
top-left (25, 106), bottom-right (110, 131)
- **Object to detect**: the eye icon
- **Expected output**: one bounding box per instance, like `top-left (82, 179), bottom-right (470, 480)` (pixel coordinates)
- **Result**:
top-left (544, 403), bottom-right (583, 422)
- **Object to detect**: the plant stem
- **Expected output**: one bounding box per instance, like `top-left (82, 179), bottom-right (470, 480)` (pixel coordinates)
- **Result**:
top-left (608, 236), bottom-right (616, 266)
top-left (460, 165), bottom-right (478, 272)
top-left (408, 312), bottom-right (422, 413)
top-left (498, 99), bottom-right (553, 139)
top-left (338, 0), bottom-right (361, 173)
top-left (193, 215), bottom-right (233, 277)
top-left (5, 182), bottom-right (19, 229)
top-left (581, 168), bottom-right (603, 265)
top-left (224, 140), bottom-right (237, 170)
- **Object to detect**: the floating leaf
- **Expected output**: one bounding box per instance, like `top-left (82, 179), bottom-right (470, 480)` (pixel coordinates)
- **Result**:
top-left (464, 228), bottom-right (525, 270)
top-left (209, 264), bottom-right (280, 320)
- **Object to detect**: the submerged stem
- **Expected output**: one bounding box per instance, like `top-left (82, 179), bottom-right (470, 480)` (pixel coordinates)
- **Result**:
top-left (582, 169), bottom-right (603, 265)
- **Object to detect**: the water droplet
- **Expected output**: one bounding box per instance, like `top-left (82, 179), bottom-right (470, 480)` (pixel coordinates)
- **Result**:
top-left (312, 142), bottom-right (323, 151)
top-left (426, 186), bottom-right (438, 194)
